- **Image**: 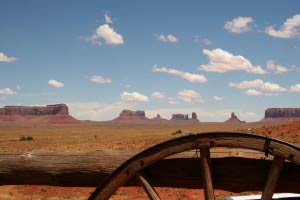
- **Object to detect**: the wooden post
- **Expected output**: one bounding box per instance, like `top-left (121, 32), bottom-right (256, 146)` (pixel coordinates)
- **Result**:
top-left (136, 172), bottom-right (161, 200)
top-left (200, 148), bottom-right (214, 200)
top-left (261, 156), bottom-right (285, 200)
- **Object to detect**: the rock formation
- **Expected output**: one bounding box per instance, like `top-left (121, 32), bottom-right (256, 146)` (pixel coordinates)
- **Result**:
top-left (191, 112), bottom-right (198, 121)
top-left (171, 114), bottom-right (188, 120)
top-left (151, 114), bottom-right (168, 121)
top-left (113, 110), bottom-right (149, 121)
top-left (224, 112), bottom-right (245, 123)
top-left (171, 112), bottom-right (198, 121)
top-left (0, 104), bottom-right (80, 126)
top-left (0, 104), bottom-right (68, 116)
top-left (265, 108), bottom-right (300, 118)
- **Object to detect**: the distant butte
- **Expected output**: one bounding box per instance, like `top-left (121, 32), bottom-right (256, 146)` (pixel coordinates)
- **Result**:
top-left (262, 108), bottom-right (300, 122)
top-left (224, 112), bottom-right (245, 123)
top-left (0, 104), bottom-right (80, 126)
top-left (113, 110), bottom-right (149, 121)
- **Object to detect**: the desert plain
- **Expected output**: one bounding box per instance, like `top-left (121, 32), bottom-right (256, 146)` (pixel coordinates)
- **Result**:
top-left (1, 118), bottom-right (300, 200)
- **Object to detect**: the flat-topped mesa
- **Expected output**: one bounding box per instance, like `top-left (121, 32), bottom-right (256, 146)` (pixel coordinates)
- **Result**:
top-left (0, 104), bottom-right (69, 116)
top-left (114, 109), bottom-right (149, 121)
top-left (265, 108), bottom-right (300, 118)
top-left (224, 112), bottom-right (245, 123)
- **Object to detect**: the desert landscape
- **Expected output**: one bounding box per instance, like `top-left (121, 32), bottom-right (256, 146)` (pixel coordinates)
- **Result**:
top-left (0, 104), bottom-right (300, 199)
top-left (1, 1), bottom-right (300, 199)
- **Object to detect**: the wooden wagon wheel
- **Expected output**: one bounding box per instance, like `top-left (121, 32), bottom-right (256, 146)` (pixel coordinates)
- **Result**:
top-left (88, 132), bottom-right (300, 200)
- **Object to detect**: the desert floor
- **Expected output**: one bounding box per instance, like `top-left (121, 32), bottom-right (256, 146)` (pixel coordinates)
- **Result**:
top-left (0, 121), bottom-right (299, 200)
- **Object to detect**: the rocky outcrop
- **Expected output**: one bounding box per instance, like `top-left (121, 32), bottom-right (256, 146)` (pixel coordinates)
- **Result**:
top-left (0, 104), bottom-right (69, 116)
top-left (151, 114), bottom-right (167, 121)
top-left (225, 112), bottom-right (245, 123)
top-left (171, 114), bottom-right (188, 120)
top-left (191, 112), bottom-right (198, 121)
top-left (114, 110), bottom-right (149, 121)
top-left (265, 108), bottom-right (300, 118)
top-left (171, 112), bottom-right (198, 121)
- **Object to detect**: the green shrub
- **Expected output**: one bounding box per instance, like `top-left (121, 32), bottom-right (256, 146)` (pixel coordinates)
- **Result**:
top-left (20, 136), bottom-right (34, 141)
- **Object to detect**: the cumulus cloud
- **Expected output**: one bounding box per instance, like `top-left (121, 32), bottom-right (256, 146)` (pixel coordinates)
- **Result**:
top-left (177, 90), bottom-right (204, 103)
top-left (151, 92), bottom-right (166, 99)
top-left (88, 75), bottom-right (112, 84)
top-left (229, 79), bottom-right (287, 96)
top-left (48, 79), bottom-right (64, 88)
top-left (224, 17), bottom-right (254, 33)
top-left (199, 48), bottom-right (266, 74)
top-left (265, 14), bottom-right (300, 38)
top-left (290, 84), bottom-right (300, 93)
top-left (90, 24), bottom-right (124, 46)
top-left (266, 60), bottom-right (290, 74)
top-left (213, 96), bottom-right (223, 101)
top-left (104, 14), bottom-right (112, 24)
top-left (0, 88), bottom-right (16, 95)
top-left (153, 65), bottom-right (207, 83)
top-left (121, 92), bottom-right (149, 103)
top-left (0, 52), bottom-right (16, 63)
top-left (157, 34), bottom-right (178, 43)
top-left (168, 97), bottom-right (178, 105)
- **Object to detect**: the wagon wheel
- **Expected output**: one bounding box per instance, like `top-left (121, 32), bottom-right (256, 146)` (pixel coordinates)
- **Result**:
top-left (88, 132), bottom-right (300, 200)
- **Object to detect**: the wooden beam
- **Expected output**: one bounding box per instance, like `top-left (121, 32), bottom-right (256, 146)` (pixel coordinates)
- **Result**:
top-left (136, 172), bottom-right (161, 200)
top-left (261, 156), bottom-right (285, 200)
top-left (200, 148), bottom-right (214, 200)
top-left (0, 151), bottom-right (299, 194)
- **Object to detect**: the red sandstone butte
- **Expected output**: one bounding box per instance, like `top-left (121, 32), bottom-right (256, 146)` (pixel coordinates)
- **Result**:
top-left (224, 112), bottom-right (245, 123)
top-left (113, 110), bottom-right (149, 121)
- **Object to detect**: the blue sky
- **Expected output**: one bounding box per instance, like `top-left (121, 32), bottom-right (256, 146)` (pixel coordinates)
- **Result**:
top-left (1, 0), bottom-right (300, 121)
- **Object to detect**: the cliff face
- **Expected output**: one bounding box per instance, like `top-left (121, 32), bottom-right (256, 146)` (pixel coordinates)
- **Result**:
top-left (265, 108), bottom-right (300, 118)
top-left (0, 104), bottom-right (69, 116)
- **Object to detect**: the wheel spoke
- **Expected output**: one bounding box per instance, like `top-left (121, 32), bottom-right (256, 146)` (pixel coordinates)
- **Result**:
top-left (200, 148), bottom-right (214, 200)
top-left (261, 156), bottom-right (285, 200)
top-left (136, 171), bottom-right (161, 200)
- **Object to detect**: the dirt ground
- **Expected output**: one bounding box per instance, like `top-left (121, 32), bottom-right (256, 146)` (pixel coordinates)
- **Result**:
top-left (0, 120), bottom-right (299, 200)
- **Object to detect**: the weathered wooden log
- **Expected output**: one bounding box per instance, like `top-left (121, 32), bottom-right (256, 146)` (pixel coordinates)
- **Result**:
top-left (0, 150), bottom-right (300, 193)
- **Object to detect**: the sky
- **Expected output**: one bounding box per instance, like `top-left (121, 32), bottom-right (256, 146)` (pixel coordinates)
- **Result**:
top-left (0, 0), bottom-right (300, 122)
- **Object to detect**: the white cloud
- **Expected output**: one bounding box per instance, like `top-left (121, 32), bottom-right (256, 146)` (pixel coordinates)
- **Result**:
top-left (266, 60), bottom-right (289, 74)
top-left (0, 52), bottom-right (16, 63)
top-left (246, 89), bottom-right (263, 96)
top-left (153, 65), bottom-right (207, 83)
top-left (68, 101), bottom-right (128, 121)
top-left (120, 92), bottom-right (149, 103)
top-left (157, 34), bottom-right (178, 43)
top-left (151, 92), bottom-right (166, 99)
top-left (90, 24), bottom-right (124, 46)
top-left (104, 14), bottom-right (112, 24)
top-left (0, 88), bottom-right (16, 95)
top-left (88, 75), bottom-right (112, 84)
top-left (265, 14), bottom-right (300, 38)
top-left (229, 79), bottom-right (287, 96)
top-left (16, 84), bottom-right (21, 90)
top-left (194, 35), bottom-right (212, 45)
top-left (48, 79), bottom-right (64, 88)
top-left (224, 17), bottom-right (254, 33)
top-left (168, 97), bottom-right (178, 105)
top-left (177, 90), bottom-right (204, 103)
top-left (199, 48), bottom-right (266, 74)
top-left (290, 84), bottom-right (300, 93)
top-left (239, 112), bottom-right (258, 119)
top-left (213, 96), bottom-right (223, 101)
